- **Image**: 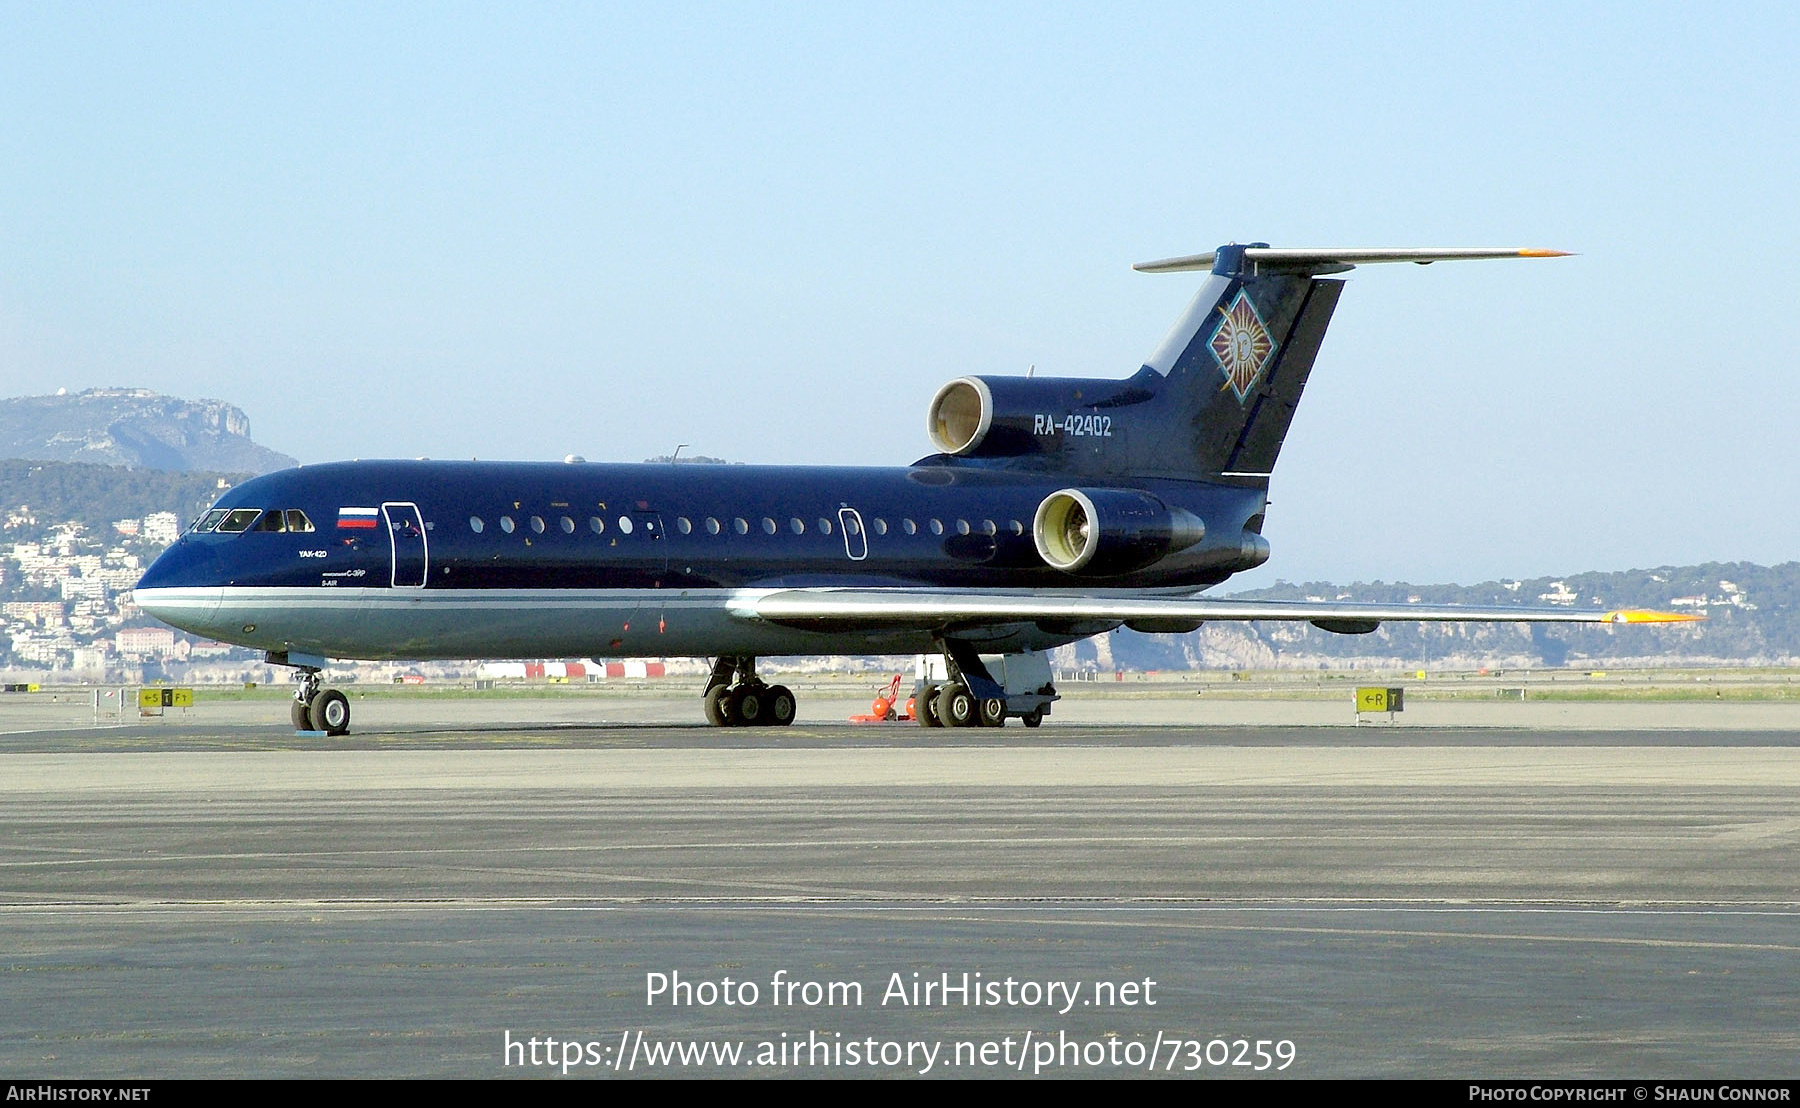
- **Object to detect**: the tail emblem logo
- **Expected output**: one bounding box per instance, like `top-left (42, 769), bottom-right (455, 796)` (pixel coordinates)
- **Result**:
top-left (1208, 290), bottom-right (1277, 403)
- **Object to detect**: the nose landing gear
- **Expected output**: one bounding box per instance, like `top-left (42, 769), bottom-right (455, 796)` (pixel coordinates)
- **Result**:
top-left (270, 652), bottom-right (351, 736)
top-left (703, 656), bottom-right (795, 727)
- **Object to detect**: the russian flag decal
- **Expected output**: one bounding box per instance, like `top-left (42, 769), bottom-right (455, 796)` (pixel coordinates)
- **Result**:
top-left (337, 507), bottom-right (380, 529)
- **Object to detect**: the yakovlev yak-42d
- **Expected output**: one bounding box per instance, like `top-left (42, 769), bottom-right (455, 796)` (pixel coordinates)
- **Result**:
top-left (134, 244), bottom-right (1697, 734)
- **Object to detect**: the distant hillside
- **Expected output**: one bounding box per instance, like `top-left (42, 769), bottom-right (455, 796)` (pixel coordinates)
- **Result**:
top-left (1088, 562), bottom-right (1800, 671)
top-left (0, 460), bottom-right (242, 541)
top-left (0, 388), bottom-right (295, 473)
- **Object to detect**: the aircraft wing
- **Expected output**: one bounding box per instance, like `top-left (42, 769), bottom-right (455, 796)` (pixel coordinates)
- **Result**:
top-left (731, 588), bottom-right (1700, 632)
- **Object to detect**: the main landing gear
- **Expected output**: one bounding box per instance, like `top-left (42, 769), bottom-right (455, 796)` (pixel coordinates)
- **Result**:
top-left (270, 654), bottom-right (351, 735)
top-left (916, 674), bottom-right (1008, 728)
top-left (915, 640), bottom-right (1055, 729)
top-left (703, 656), bottom-right (796, 727)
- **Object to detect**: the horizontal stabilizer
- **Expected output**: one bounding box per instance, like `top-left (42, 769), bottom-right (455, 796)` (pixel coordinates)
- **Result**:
top-left (732, 588), bottom-right (1700, 632)
top-left (1133, 247), bottom-right (1570, 276)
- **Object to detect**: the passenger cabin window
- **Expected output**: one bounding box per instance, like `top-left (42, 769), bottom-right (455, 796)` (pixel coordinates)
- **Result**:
top-left (732, 518), bottom-right (748, 535)
top-left (902, 519), bottom-right (917, 535)
top-left (677, 517), bottom-right (692, 534)
top-left (761, 517), bottom-right (777, 534)
top-left (705, 517), bottom-right (721, 535)
top-left (215, 508), bottom-right (263, 534)
top-left (500, 516), bottom-right (515, 533)
top-left (872, 519), bottom-right (887, 535)
top-left (470, 517), bottom-right (484, 533)
top-left (955, 519), bottom-right (970, 536)
top-left (193, 509), bottom-right (229, 533)
top-left (530, 516), bottom-right (546, 534)
top-left (560, 516), bottom-right (575, 534)
top-left (928, 519), bottom-right (944, 536)
top-left (589, 516), bottom-right (605, 535)
top-left (286, 510), bottom-right (315, 532)
top-left (789, 518), bottom-right (804, 534)
top-left (817, 518), bottom-right (833, 535)
top-left (619, 516), bottom-right (635, 535)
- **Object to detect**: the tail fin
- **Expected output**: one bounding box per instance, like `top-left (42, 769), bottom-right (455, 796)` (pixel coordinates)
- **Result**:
top-left (920, 245), bottom-right (1566, 482)
top-left (1130, 245), bottom-right (1568, 481)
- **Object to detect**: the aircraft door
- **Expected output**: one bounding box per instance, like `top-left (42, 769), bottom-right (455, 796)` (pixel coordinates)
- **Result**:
top-left (382, 502), bottom-right (428, 587)
top-left (837, 507), bottom-right (868, 561)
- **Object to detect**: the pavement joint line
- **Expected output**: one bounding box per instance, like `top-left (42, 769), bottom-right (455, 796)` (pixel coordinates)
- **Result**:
top-left (5, 746), bottom-right (1800, 792)
top-left (3, 896), bottom-right (1798, 915)
top-left (0, 835), bottom-right (1378, 867)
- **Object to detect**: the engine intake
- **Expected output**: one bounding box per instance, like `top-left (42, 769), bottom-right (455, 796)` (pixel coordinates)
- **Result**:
top-left (1032, 488), bottom-right (1206, 576)
top-left (927, 378), bottom-right (994, 455)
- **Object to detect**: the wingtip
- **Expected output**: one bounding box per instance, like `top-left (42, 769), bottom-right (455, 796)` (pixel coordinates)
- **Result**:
top-left (1605, 609), bottom-right (1706, 625)
top-left (1132, 253), bottom-right (1213, 273)
top-left (1518, 248), bottom-right (1575, 258)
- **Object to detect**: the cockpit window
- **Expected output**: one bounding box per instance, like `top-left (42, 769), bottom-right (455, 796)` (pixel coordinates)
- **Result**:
top-left (215, 508), bottom-right (264, 533)
top-left (193, 509), bottom-right (229, 533)
top-left (246, 509), bottom-right (316, 533)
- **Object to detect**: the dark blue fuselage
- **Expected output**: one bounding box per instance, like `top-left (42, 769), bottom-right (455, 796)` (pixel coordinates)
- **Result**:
top-left (137, 459), bottom-right (1267, 595)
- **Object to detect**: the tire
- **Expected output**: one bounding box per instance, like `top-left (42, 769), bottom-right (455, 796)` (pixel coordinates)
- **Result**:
top-left (916, 683), bottom-right (941, 727)
top-left (1021, 709), bottom-right (1043, 728)
top-left (935, 683), bottom-right (978, 728)
top-left (309, 689), bottom-right (350, 736)
top-left (291, 699), bottom-right (311, 731)
top-left (704, 684), bottom-right (732, 727)
top-left (767, 685), bottom-right (796, 726)
top-left (979, 697), bottom-right (1007, 727)
top-left (733, 687), bottom-right (764, 726)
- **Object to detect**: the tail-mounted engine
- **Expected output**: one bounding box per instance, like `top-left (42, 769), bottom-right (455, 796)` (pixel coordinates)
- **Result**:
top-left (927, 375), bottom-right (1152, 460)
top-left (1032, 488), bottom-right (1206, 576)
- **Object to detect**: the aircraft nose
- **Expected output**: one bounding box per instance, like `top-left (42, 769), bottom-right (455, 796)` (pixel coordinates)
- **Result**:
top-left (133, 541), bottom-right (226, 635)
top-left (132, 584), bottom-right (224, 636)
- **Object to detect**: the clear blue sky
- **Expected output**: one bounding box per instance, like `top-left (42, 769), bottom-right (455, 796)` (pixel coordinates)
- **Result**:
top-left (1, 2), bottom-right (1795, 586)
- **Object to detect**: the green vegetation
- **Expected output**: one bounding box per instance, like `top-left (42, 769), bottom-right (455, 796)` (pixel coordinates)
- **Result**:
top-left (0, 459), bottom-right (247, 541)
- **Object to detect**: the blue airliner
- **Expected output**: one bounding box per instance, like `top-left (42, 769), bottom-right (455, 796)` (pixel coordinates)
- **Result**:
top-left (133, 244), bottom-right (1693, 734)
